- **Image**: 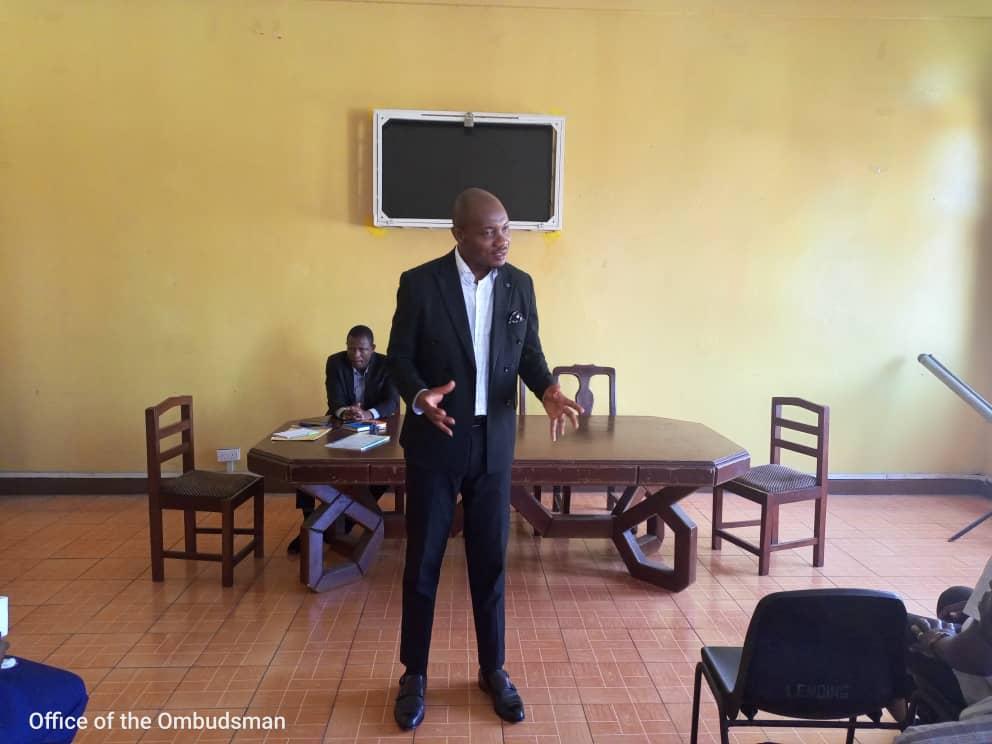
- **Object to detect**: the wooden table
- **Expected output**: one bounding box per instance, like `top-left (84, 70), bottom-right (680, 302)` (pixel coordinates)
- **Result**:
top-left (248, 415), bottom-right (749, 592)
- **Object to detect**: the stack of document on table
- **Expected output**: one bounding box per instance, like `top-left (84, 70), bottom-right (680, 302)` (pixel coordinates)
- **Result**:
top-left (326, 433), bottom-right (390, 452)
top-left (271, 427), bottom-right (330, 441)
top-left (342, 419), bottom-right (388, 434)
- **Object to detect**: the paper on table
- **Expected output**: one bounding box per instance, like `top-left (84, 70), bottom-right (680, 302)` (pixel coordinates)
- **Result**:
top-left (326, 433), bottom-right (390, 451)
top-left (271, 427), bottom-right (330, 441)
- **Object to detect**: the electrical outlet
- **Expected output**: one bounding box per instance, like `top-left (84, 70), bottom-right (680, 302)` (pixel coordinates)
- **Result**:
top-left (216, 448), bottom-right (241, 463)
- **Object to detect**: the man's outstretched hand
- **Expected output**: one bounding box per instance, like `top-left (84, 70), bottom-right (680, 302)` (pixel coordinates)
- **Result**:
top-left (541, 383), bottom-right (583, 442)
top-left (415, 381), bottom-right (457, 436)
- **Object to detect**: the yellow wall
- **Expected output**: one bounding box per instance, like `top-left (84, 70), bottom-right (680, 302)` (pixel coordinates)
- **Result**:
top-left (2, 0), bottom-right (991, 475)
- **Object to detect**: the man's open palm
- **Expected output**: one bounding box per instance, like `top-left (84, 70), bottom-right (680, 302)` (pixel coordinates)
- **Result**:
top-left (417, 381), bottom-right (457, 436)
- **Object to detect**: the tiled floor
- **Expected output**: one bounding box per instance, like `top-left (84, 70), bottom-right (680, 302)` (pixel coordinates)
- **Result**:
top-left (2, 489), bottom-right (990, 743)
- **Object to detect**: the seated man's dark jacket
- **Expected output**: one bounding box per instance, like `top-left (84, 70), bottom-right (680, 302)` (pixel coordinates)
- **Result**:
top-left (325, 351), bottom-right (399, 418)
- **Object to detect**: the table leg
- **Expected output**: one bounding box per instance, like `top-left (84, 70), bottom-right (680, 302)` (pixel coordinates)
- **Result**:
top-left (510, 482), bottom-right (697, 590)
top-left (300, 496), bottom-right (350, 587)
top-left (613, 486), bottom-right (697, 591)
top-left (510, 484), bottom-right (553, 534)
top-left (610, 487), bottom-right (663, 554)
top-left (300, 491), bottom-right (384, 592)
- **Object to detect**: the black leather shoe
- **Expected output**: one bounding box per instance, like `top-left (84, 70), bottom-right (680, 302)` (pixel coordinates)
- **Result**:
top-left (394, 673), bottom-right (426, 730)
top-left (478, 669), bottom-right (525, 723)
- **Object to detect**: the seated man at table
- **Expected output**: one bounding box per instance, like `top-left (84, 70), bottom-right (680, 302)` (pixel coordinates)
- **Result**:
top-left (288, 325), bottom-right (400, 554)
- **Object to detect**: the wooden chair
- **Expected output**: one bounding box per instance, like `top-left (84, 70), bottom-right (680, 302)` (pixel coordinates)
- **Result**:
top-left (555, 364), bottom-right (617, 419)
top-left (145, 396), bottom-right (264, 586)
top-left (542, 365), bottom-right (617, 514)
top-left (711, 397), bottom-right (829, 576)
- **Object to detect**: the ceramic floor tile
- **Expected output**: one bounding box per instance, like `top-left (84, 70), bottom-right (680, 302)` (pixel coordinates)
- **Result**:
top-left (2, 491), bottom-right (980, 744)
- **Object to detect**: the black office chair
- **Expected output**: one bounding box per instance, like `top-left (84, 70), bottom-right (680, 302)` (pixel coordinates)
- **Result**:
top-left (690, 588), bottom-right (910, 744)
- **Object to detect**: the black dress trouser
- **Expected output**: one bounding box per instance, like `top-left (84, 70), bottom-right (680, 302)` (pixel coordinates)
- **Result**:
top-left (400, 421), bottom-right (511, 675)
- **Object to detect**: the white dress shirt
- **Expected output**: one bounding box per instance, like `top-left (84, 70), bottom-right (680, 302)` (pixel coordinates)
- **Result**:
top-left (454, 248), bottom-right (497, 416)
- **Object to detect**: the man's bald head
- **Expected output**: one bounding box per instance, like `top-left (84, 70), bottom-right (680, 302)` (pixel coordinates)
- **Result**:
top-left (452, 188), bottom-right (506, 228)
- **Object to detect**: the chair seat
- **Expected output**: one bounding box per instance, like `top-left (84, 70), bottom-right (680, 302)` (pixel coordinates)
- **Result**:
top-left (161, 470), bottom-right (259, 500)
top-left (0, 657), bottom-right (88, 743)
top-left (731, 464), bottom-right (816, 494)
top-left (701, 646), bottom-right (742, 698)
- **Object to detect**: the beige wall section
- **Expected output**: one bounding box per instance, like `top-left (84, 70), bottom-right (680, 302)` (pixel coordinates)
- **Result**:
top-left (1, 0), bottom-right (991, 474)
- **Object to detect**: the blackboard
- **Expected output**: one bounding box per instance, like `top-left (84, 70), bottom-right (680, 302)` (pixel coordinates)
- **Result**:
top-left (373, 110), bottom-right (564, 230)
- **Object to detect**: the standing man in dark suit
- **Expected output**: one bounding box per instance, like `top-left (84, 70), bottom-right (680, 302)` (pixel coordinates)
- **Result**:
top-left (287, 325), bottom-right (399, 555)
top-left (387, 188), bottom-right (582, 729)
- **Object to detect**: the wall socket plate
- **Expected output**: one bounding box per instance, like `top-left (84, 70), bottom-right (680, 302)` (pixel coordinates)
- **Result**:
top-left (216, 448), bottom-right (241, 463)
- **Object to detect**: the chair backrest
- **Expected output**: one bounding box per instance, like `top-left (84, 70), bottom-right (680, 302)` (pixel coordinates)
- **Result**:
top-left (730, 588), bottom-right (907, 721)
top-left (552, 364), bottom-right (616, 416)
top-left (145, 396), bottom-right (195, 491)
top-left (770, 397), bottom-right (829, 485)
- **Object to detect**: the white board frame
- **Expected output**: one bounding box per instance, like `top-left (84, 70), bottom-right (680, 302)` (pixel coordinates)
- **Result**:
top-left (372, 109), bottom-right (565, 231)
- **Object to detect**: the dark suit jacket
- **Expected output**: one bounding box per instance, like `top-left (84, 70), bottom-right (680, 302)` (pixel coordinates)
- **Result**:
top-left (325, 351), bottom-right (399, 418)
top-left (387, 251), bottom-right (554, 474)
